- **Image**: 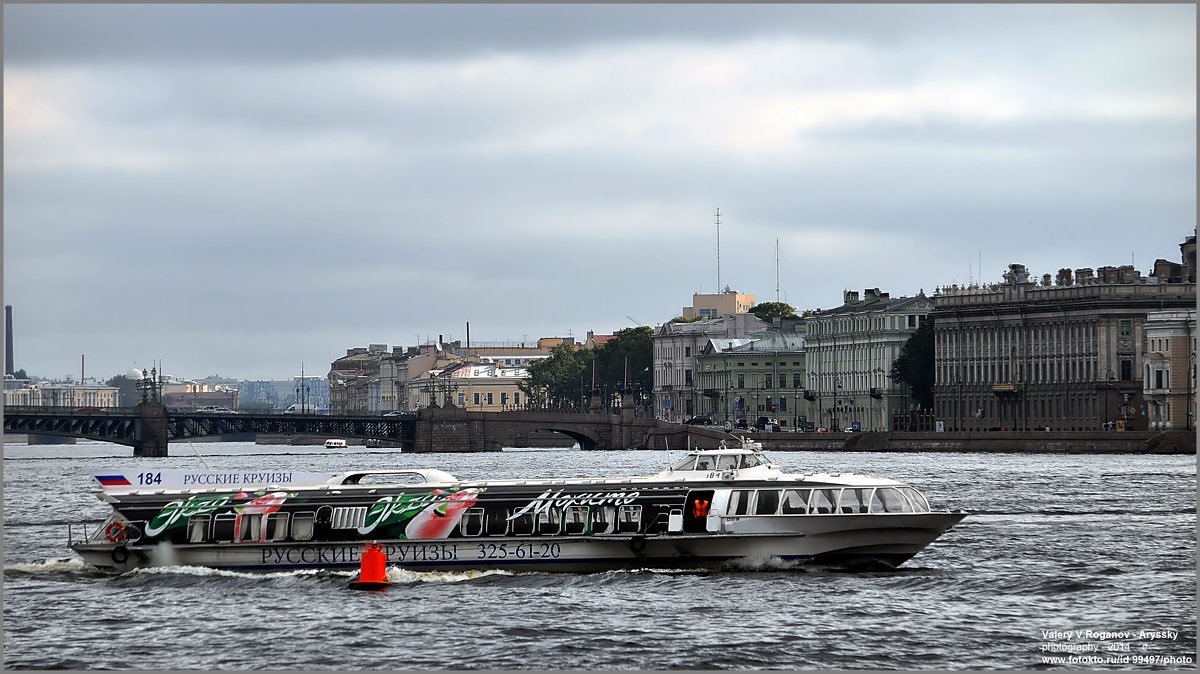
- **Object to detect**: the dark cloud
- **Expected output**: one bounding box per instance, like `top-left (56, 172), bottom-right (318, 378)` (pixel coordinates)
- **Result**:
top-left (4, 4), bottom-right (1194, 380)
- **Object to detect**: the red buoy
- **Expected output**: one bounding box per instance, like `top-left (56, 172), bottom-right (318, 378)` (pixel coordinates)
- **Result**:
top-left (348, 542), bottom-right (390, 590)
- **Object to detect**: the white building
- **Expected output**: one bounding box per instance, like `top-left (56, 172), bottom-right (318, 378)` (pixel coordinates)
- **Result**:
top-left (805, 288), bottom-right (933, 431)
top-left (652, 313), bottom-right (768, 422)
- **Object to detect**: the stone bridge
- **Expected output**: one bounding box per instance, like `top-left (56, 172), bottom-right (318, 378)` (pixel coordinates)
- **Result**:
top-left (3, 404), bottom-right (416, 456)
top-left (413, 406), bottom-right (736, 452)
top-left (3, 402), bottom-right (739, 455)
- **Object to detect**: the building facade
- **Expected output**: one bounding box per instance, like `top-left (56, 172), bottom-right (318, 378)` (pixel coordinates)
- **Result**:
top-left (804, 289), bottom-right (933, 431)
top-left (406, 361), bottom-right (531, 411)
top-left (331, 337), bottom-right (563, 414)
top-left (4, 379), bottom-right (121, 408)
top-left (652, 313), bottom-right (768, 422)
top-left (1141, 309), bottom-right (1197, 431)
top-left (931, 240), bottom-right (1196, 431)
top-left (696, 330), bottom-right (807, 427)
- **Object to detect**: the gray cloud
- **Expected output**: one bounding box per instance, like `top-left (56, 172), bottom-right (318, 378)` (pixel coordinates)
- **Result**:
top-left (4, 4), bottom-right (1194, 380)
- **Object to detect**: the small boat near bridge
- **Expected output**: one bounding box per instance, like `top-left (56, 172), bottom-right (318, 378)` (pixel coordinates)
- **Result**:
top-left (70, 440), bottom-right (966, 573)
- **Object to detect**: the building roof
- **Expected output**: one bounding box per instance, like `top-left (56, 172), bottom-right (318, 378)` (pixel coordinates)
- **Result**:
top-left (812, 293), bottom-right (931, 318)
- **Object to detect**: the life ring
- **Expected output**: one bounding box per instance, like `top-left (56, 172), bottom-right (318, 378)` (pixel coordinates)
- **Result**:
top-left (110, 546), bottom-right (130, 565)
top-left (104, 521), bottom-right (126, 543)
top-left (629, 536), bottom-right (647, 555)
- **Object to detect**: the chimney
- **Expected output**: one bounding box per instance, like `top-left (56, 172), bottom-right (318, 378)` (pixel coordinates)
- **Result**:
top-left (4, 305), bottom-right (12, 376)
top-left (863, 288), bottom-right (881, 303)
top-left (1074, 268), bottom-right (1094, 284)
top-left (1055, 268), bottom-right (1072, 286)
top-left (843, 290), bottom-right (860, 304)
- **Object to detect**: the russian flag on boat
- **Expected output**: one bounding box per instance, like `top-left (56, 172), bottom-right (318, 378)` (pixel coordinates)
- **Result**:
top-left (94, 474), bottom-right (132, 486)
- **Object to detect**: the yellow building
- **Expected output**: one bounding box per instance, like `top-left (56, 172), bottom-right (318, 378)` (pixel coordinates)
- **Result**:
top-left (407, 361), bottom-right (529, 411)
top-left (682, 290), bottom-right (756, 320)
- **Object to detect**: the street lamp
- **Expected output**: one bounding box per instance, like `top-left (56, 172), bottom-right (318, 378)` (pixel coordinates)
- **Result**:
top-left (1105, 369), bottom-right (1116, 430)
top-left (833, 379), bottom-right (842, 431)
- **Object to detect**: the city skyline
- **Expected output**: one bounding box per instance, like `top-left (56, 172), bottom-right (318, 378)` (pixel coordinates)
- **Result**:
top-left (5, 4), bottom-right (1195, 381)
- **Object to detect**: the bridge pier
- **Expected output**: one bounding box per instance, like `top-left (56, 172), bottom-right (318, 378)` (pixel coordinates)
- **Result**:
top-left (133, 402), bottom-right (170, 457)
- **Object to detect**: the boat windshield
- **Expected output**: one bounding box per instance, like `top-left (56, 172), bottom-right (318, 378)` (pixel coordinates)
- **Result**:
top-left (740, 453), bottom-right (767, 468)
top-left (670, 452), bottom-right (770, 471)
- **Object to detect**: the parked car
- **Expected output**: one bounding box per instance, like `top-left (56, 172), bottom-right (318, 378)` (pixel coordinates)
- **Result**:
top-left (754, 416), bottom-right (781, 432)
top-left (684, 415), bottom-right (714, 426)
top-left (816, 427), bottom-right (832, 433)
top-left (735, 418), bottom-right (750, 429)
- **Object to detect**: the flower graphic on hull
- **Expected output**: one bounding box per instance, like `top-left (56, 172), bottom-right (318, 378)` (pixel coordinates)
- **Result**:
top-left (358, 488), bottom-right (482, 539)
top-left (405, 488), bottom-right (480, 539)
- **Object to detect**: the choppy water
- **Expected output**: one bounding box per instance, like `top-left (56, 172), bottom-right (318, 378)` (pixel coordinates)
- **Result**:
top-left (3, 442), bottom-right (1196, 670)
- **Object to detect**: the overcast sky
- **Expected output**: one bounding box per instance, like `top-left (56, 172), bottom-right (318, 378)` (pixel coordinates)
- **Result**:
top-left (5, 4), bottom-right (1195, 382)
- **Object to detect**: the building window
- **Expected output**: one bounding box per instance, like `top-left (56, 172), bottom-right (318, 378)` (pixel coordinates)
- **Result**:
top-left (514, 391), bottom-right (520, 406)
top-left (763, 374), bottom-right (773, 389)
top-left (685, 346), bottom-right (692, 357)
top-left (685, 370), bottom-right (693, 386)
top-left (474, 392), bottom-right (481, 405)
top-left (487, 392), bottom-right (494, 405)
top-left (792, 373), bottom-right (802, 388)
top-left (458, 393), bottom-right (466, 406)
top-left (501, 392), bottom-right (508, 405)
top-left (1119, 320), bottom-right (1133, 338)
top-left (1120, 360), bottom-right (1132, 382)
top-left (737, 373), bottom-right (745, 388)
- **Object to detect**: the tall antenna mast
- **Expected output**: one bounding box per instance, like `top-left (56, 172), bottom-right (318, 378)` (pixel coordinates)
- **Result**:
top-left (775, 238), bottom-right (780, 301)
top-left (715, 207), bottom-right (721, 292)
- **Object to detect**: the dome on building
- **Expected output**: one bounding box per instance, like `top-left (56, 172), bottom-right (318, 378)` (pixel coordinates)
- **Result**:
top-left (127, 368), bottom-right (146, 380)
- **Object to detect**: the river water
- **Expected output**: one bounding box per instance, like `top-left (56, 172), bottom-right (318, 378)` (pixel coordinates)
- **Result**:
top-left (3, 441), bottom-right (1195, 670)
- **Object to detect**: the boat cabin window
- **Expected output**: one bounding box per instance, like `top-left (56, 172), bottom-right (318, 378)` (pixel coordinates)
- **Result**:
top-left (213, 513), bottom-right (237, 541)
top-left (537, 509), bottom-right (561, 535)
top-left (237, 514), bottom-right (263, 542)
top-left (694, 455), bottom-right (715, 471)
top-left (617, 505), bottom-right (642, 533)
top-left (781, 489), bottom-right (811, 514)
top-left (810, 489), bottom-right (838, 514)
top-left (716, 455), bottom-right (739, 471)
top-left (331, 507), bottom-right (367, 529)
top-left (291, 512), bottom-right (316, 541)
top-left (266, 512), bottom-right (289, 541)
top-left (670, 455), bottom-right (698, 471)
top-left (592, 506), bottom-right (616, 535)
top-left (510, 511), bottom-right (536, 536)
top-left (729, 490), bottom-right (753, 516)
top-left (899, 488), bottom-right (930, 513)
top-left (870, 488), bottom-right (913, 513)
top-left (838, 488), bottom-right (869, 514)
top-left (461, 508), bottom-right (485, 536)
top-left (564, 505), bottom-right (589, 534)
top-left (754, 490), bottom-right (780, 515)
top-left (188, 515), bottom-right (210, 543)
top-left (486, 510), bottom-right (509, 536)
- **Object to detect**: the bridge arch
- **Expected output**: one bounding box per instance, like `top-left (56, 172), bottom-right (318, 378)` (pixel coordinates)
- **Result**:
top-left (498, 426), bottom-right (599, 451)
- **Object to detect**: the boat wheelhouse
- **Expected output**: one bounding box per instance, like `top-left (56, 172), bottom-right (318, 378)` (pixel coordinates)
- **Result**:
top-left (324, 439), bottom-right (347, 449)
top-left (70, 442), bottom-right (966, 573)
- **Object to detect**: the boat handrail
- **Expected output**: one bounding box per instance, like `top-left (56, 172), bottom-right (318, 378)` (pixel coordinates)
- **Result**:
top-left (329, 468), bottom-right (459, 486)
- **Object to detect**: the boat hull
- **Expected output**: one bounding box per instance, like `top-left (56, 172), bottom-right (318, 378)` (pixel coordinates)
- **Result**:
top-left (71, 512), bottom-right (965, 574)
